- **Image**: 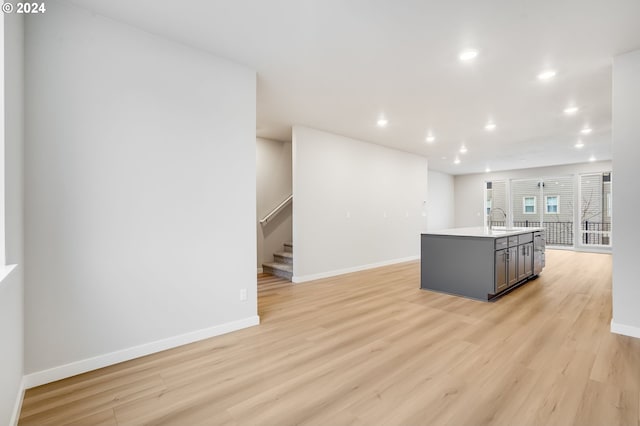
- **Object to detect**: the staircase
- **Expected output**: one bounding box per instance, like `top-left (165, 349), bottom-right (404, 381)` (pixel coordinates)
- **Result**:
top-left (262, 242), bottom-right (293, 281)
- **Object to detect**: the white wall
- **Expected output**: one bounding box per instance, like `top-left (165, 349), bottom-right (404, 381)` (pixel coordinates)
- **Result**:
top-left (292, 126), bottom-right (428, 281)
top-left (427, 170), bottom-right (454, 231)
top-left (0, 271), bottom-right (22, 426)
top-left (454, 161), bottom-right (613, 227)
top-left (24, 3), bottom-right (257, 383)
top-left (0, 12), bottom-right (5, 267)
top-left (0, 13), bottom-right (25, 426)
top-left (611, 49), bottom-right (640, 337)
top-left (256, 138), bottom-right (292, 269)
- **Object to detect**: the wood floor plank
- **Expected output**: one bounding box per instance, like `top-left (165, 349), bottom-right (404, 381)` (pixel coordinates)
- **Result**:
top-left (19, 250), bottom-right (638, 426)
top-left (572, 380), bottom-right (638, 426)
top-left (590, 331), bottom-right (640, 392)
top-left (19, 374), bottom-right (166, 425)
top-left (514, 366), bottom-right (592, 426)
top-left (62, 409), bottom-right (118, 426)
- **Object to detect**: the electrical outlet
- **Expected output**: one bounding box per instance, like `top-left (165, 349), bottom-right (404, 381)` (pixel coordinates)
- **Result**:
top-left (240, 288), bottom-right (247, 301)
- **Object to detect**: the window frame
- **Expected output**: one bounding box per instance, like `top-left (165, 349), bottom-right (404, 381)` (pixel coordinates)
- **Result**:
top-left (522, 196), bottom-right (536, 215)
top-left (545, 195), bottom-right (559, 214)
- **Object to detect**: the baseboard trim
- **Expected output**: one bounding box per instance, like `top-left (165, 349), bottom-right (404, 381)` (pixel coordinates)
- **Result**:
top-left (611, 319), bottom-right (640, 339)
top-left (23, 315), bottom-right (260, 389)
top-left (257, 267), bottom-right (264, 274)
top-left (292, 255), bottom-right (419, 283)
top-left (10, 377), bottom-right (25, 426)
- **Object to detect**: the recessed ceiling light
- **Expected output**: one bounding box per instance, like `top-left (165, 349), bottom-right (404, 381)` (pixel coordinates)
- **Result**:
top-left (377, 118), bottom-right (388, 127)
top-left (485, 122), bottom-right (496, 131)
top-left (581, 127), bottom-right (592, 134)
top-left (459, 49), bottom-right (478, 62)
top-left (537, 69), bottom-right (557, 81)
top-left (459, 145), bottom-right (468, 154)
top-left (575, 140), bottom-right (584, 148)
top-left (563, 106), bottom-right (579, 115)
top-left (454, 157), bottom-right (461, 165)
top-left (426, 134), bottom-right (435, 143)
top-left (589, 155), bottom-right (596, 162)
top-left (485, 167), bottom-right (491, 173)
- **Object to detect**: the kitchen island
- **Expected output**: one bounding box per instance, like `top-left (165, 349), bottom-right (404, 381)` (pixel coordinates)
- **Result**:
top-left (421, 227), bottom-right (545, 301)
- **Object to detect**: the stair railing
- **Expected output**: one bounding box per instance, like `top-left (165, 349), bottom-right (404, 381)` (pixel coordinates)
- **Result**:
top-left (259, 194), bottom-right (292, 225)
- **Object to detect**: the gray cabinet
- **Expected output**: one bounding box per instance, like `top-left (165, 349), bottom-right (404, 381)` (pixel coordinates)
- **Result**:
top-left (422, 228), bottom-right (545, 301)
top-left (494, 232), bottom-right (537, 294)
top-left (523, 242), bottom-right (533, 277)
top-left (515, 246), bottom-right (524, 281)
top-left (507, 236), bottom-right (519, 286)
top-left (507, 246), bottom-right (518, 286)
top-left (516, 233), bottom-right (534, 282)
top-left (495, 249), bottom-right (508, 292)
top-left (517, 244), bottom-right (526, 281)
top-left (517, 242), bottom-right (533, 281)
top-left (533, 232), bottom-right (545, 275)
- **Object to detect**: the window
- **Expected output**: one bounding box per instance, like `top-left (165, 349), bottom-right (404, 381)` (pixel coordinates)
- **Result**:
top-left (485, 180), bottom-right (507, 227)
top-left (523, 196), bottom-right (536, 214)
top-left (545, 196), bottom-right (559, 214)
top-left (579, 172), bottom-right (612, 247)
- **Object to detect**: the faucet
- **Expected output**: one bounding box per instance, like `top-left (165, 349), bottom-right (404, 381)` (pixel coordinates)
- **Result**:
top-left (488, 207), bottom-right (507, 230)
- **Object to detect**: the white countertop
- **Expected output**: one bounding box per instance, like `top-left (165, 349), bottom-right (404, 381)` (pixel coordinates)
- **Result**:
top-left (423, 226), bottom-right (544, 238)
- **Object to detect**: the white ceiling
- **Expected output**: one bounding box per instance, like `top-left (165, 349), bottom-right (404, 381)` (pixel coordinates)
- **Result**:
top-left (67, 0), bottom-right (640, 175)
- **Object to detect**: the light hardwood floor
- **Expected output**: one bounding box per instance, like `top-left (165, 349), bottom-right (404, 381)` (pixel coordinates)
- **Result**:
top-left (19, 250), bottom-right (640, 425)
